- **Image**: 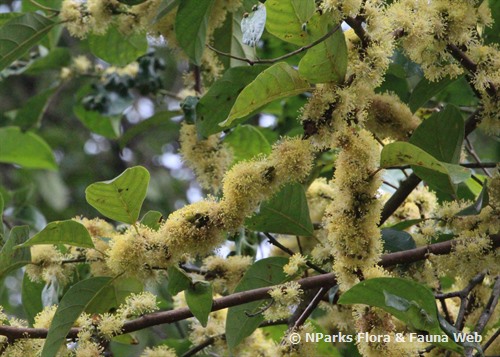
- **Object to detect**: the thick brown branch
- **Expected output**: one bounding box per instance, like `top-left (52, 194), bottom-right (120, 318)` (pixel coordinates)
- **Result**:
top-left (3, 235), bottom-right (499, 341)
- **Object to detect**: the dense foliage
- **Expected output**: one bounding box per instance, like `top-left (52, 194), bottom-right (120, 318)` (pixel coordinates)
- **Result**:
top-left (0, 0), bottom-right (499, 356)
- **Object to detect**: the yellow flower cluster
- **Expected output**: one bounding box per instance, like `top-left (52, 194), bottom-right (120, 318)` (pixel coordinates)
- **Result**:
top-left (264, 281), bottom-right (303, 321)
top-left (179, 123), bottom-right (233, 193)
top-left (365, 93), bottom-right (421, 141)
top-left (60, 0), bottom-right (161, 38)
top-left (202, 255), bottom-right (253, 293)
top-left (324, 128), bottom-right (384, 289)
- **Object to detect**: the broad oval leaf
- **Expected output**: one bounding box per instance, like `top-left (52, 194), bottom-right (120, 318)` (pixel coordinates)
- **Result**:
top-left (456, 183), bottom-right (489, 216)
top-left (41, 277), bottom-right (113, 357)
top-left (85, 277), bottom-right (144, 314)
top-left (0, 226), bottom-right (31, 278)
top-left (245, 183), bottom-right (314, 237)
top-left (291, 0), bottom-right (316, 23)
top-left (175, 0), bottom-right (215, 65)
top-left (224, 125), bottom-right (272, 164)
top-left (140, 210), bottom-right (163, 231)
top-left (338, 277), bottom-right (463, 353)
top-left (19, 220), bottom-right (94, 248)
top-left (196, 65), bottom-right (268, 137)
top-left (0, 12), bottom-right (54, 71)
top-left (410, 105), bottom-right (464, 164)
top-left (0, 126), bottom-right (57, 170)
top-left (167, 266), bottom-right (192, 296)
top-left (298, 25), bottom-right (347, 84)
top-left (88, 26), bottom-right (148, 66)
top-left (381, 228), bottom-right (416, 253)
top-left (221, 62), bottom-right (311, 127)
top-left (185, 281), bottom-right (213, 327)
top-left (380, 142), bottom-right (471, 185)
top-left (226, 257), bottom-right (288, 349)
top-left (85, 166), bottom-right (150, 224)
top-left (266, 0), bottom-right (315, 46)
top-left (13, 87), bottom-right (57, 130)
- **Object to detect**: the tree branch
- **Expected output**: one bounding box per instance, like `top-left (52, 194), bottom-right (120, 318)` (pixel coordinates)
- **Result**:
top-left (206, 24), bottom-right (341, 66)
top-left (3, 235), bottom-right (498, 341)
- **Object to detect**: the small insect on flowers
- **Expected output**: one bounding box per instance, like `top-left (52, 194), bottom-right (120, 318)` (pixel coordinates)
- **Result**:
top-left (241, 4), bottom-right (267, 47)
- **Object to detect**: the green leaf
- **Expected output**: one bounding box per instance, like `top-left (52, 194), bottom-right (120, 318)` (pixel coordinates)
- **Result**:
top-left (387, 219), bottom-right (423, 231)
top-left (0, 126), bottom-right (57, 170)
top-left (118, 0), bottom-right (148, 4)
top-left (13, 87), bottom-right (57, 130)
top-left (0, 13), bottom-right (21, 28)
top-left (88, 26), bottom-right (148, 66)
top-left (85, 166), bottom-right (150, 224)
top-left (0, 193), bottom-right (4, 239)
top-left (41, 277), bottom-right (113, 357)
top-left (338, 277), bottom-right (463, 354)
top-left (185, 281), bottom-right (213, 327)
top-left (381, 228), bottom-right (416, 253)
top-left (212, 11), bottom-right (256, 68)
top-left (456, 183), bottom-right (489, 216)
top-left (85, 277), bottom-right (143, 314)
top-left (73, 99), bottom-right (121, 139)
top-left (0, 12), bottom-right (55, 72)
top-left (118, 111), bottom-right (179, 148)
top-left (141, 210), bottom-right (163, 231)
top-left (19, 220), bottom-right (94, 248)
top-left (298, 25), bottom-right (347, 84)
top-left (167, 266), bottom-right (192, 296)
top-left (380, 142), bottom-right (471, 187)
top-left (409, 105), bottom-right (465, 194)
top-left (224, 125), bottom-right (272, 164)
top-left (25, 47), bottom-right (72, 74)
top-left (291, 0), bottom-right (316, 23)
top-left (196, 65), bottom-right (267, 137)
top-left (408, 76), bottom-right (460, 113)
top-left (175, 0), bottom-right (214, 65)
top-left (266, 0), bottom-right (318, 46)
top-left (410, 105), bottom-right (464, 164)
top-left (226, 257), bottom-right (288, 349)
top-left (246, 183), bottom-right (314, 236)
top-left (0, 226), bottom-right (31, 278)
top-left (22, 273), bottom-right (45, 326)
top-left (221, 62), bottom-right (311, 127)
top-left (484, 0), bottom-right (500, 44)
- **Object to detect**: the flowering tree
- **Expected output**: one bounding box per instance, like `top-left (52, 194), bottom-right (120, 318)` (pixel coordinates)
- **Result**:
top-left (0, 0), bottom-right (499, 356)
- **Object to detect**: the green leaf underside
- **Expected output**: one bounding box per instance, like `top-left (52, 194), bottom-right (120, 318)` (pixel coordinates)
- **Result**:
top-left (175, 0), bottom-right (214, 65)
top-left (85, 166), bottom-right (150, 224)
top-left (298, 25), bottom-right (347, 84)
top-left (222, 62), bottom-right (311, 127)
top-left (246, 183), bottom-right (314, 236)
top-left (88, 26), bottom-right (148, 66)
top-left (0, 226), bottom-right (31, 278)
top-left (0, 126), bottom-right (57, 170)
top-left (41, 277), bottom-right (113, 357)
top-left (185, 282), bottom-right (213, 327)
top-left (196, 65), bottom-right (268, 137)
top-left (226, 257), bottom-right (289, 349)
top-left (0, 12), bottom-right (55, 72)
top-left (380, 142), bottom-right (471, 186)
top-left (266, 0), bottom-right (320, 46)
top-left (167, 266), bottom-right (192, 296)
top-left (20, 220), bottom-right (94, 248)
top-left (338, 278), bottom-right (463, 353)
top-left (224, 125), bottom-right (272, 164)
top-left (291, 0), bottom-right (316, 24)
